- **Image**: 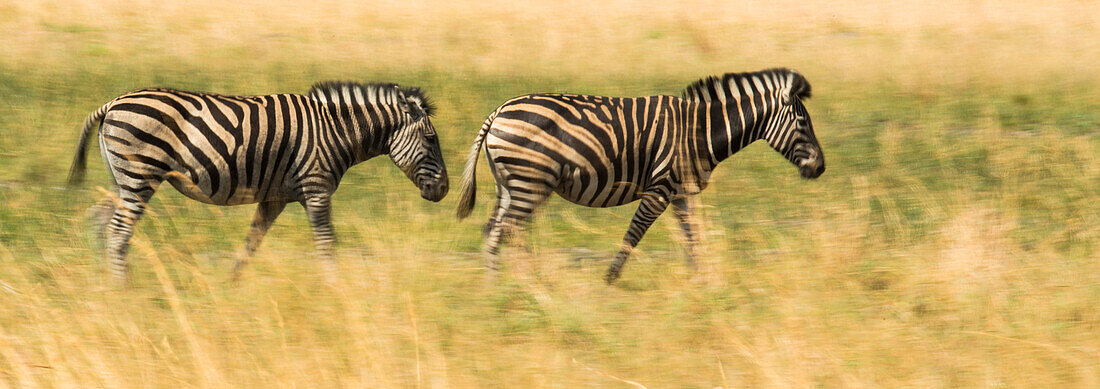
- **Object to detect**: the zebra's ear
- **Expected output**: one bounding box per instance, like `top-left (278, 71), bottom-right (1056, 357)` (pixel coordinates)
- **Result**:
top-left (401, 95), bottom-right (427, 120)
top-left (395, 87), bottom-right (426, 120)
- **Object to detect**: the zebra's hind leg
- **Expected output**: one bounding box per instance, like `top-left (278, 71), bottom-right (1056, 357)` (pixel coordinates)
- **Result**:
top-left (231, 200), bottom-right (289, 281)
top-left (482, 184), bottom-right (550, 273)
top-left (105, 182), bottom-right (160, 284)
top-left (482, 184), bottom-right (503, 238)
top-left (605, 193), bottom-right (670, 284)
top-left (483, 190), bottom-right (511, 272)
top-left (86, 195), bottom-right (117, 249)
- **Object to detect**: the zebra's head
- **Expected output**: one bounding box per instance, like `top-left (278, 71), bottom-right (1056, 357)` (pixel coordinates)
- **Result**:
top-left (766, 70), bottom-right (825, 179)
top-left (682, 69), bottom-right (825, 179)
top-left (388, 87), bottom-right (449, 202)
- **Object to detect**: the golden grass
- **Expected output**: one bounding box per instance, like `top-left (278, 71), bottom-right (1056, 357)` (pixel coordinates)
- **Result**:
top-left (2, 0), bottom-right (1098, 85)
top-left (2, 194), bottom-right (1098, 387)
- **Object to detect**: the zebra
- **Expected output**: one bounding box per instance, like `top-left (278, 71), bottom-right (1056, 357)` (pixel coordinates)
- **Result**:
top-left (455, 68), bottom-right (823, 283)
top-left (67, 81), bottom-right (448, 282)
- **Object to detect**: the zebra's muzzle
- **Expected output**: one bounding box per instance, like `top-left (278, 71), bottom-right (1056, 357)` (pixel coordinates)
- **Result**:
top-left (419, 174), bottom-right (448, 202)
top-left (799, 158), bottom-right (825, 179)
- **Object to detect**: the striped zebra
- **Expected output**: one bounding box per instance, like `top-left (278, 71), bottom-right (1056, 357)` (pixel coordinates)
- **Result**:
top-left (68, 81), bottom-right (448, 282)
top-left (456, 68), bottom-right (823, 283)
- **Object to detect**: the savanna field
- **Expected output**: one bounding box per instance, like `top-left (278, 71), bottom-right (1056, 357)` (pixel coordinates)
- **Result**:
top-left (1, 1), bottom-right (1098, 387)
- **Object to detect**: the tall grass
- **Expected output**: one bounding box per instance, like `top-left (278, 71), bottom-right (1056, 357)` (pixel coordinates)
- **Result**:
top-left (1, 1), bottom-right (1098, 387)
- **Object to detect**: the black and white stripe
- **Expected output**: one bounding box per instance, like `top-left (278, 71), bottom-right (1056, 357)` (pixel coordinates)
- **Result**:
top-left (69, 81), bottom-right (448, 282)
top-left (456, 68), bottom-right (823, 283)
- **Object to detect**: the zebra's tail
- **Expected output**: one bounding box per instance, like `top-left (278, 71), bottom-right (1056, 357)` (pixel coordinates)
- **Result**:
top-left (456, 108), bottom-right (500, 219)
top-left (67, 102), bottom-right (112, 187)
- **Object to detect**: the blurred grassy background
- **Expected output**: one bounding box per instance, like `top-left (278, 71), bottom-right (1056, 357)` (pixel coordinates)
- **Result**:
top-left (1, 0), bottom-right (1099, 387)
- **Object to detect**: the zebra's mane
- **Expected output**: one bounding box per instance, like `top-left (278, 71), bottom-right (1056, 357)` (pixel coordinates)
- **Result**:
top-left (306, 81), bottom-right (435, 116)
top-left (681, 68), bottom-right (811, 103)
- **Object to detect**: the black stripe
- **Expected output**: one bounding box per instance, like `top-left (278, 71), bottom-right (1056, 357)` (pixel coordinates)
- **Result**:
top-left (102, 133), bottom-right (132, 146)
top-left (245, 101), bottom-right (261, 189)
top-left (106, 149), bottom-right (172, 172)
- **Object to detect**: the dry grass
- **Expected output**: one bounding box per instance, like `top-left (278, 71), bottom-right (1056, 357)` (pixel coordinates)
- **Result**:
top-left (1, 1), bottom-right (1099, 387)
top-left (2, 0), bottom-right (1098, 85)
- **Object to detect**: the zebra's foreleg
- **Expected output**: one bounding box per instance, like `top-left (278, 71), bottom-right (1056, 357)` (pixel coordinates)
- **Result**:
top-left (605, 193), bottom-right (670, 284)
top-left (671, 196), bottom-right (698, 272)
top-left (231, 200), bottom-right (289, 281)
top-left (303, 194), bottom-right (338, 283)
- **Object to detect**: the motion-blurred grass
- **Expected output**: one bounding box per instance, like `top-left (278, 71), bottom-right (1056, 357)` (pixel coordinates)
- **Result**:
top-left (1, 1), bottom-right (1098, 387)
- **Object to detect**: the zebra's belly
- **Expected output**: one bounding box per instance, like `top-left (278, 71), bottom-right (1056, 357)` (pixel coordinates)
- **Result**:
top-left (555, 188), bottom-right (643, 208)
top-left (554, 165), bottom-right (644, 207)
top-left (165, 171), bottom-right (285, 206)
top-left (165, 171), bottom-right (223, 204)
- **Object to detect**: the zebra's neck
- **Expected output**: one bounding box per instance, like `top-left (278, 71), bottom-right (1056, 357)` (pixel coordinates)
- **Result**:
top-left (319, 103), bottom-right (394, 166)
top-left (682, 70), bottom-right (797, 169)
top-left (309, 82), bottom-right (408, 171)
top-left (690, 94), bottom-right (776, 168)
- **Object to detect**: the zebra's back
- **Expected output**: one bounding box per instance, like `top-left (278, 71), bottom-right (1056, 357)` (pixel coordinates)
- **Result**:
top-left (100, 88), bottom-right (322, 205)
